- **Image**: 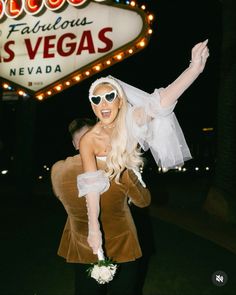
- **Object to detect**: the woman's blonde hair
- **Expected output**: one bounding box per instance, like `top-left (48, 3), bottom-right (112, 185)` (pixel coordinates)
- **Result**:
top-left (90, 78), bottom-right (144, 183)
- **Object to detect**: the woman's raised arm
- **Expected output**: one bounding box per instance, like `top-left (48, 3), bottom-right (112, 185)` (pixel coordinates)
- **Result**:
top-left (159, 39), bottom-right (210, 108)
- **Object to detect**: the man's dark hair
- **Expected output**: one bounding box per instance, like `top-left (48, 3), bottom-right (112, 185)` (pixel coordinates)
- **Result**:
top-left (68, 118), bottom-right (95, 138)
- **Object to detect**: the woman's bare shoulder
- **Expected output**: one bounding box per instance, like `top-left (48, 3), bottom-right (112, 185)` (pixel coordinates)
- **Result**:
top-left (90, 123), bottom-right (102, 134)
top-left (80, 123), bottom-right (101, 145)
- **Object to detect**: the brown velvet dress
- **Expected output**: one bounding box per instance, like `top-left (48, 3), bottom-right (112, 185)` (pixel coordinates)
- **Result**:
top-left (51, 155), bottom-right (151, 264)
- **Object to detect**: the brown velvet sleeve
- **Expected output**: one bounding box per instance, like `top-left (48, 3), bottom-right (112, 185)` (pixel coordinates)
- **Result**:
top-left (51, 160), bottom-right (64, 198)
top-left (120, 169), bottom-right (151, 208)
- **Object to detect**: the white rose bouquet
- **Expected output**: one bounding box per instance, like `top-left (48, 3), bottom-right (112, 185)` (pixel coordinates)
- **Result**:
top-left (87, 248), bottom-right (118, 284)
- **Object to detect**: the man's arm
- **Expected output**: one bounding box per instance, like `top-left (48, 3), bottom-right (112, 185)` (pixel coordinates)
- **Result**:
top-left (121, 169), bottom-right (151, 208)
top-left (51, 160), bottom-right (64, 198)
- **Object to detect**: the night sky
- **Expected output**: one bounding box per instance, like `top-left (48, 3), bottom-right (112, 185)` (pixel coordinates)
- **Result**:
top-left (1, 0), bottom-right (222, 171)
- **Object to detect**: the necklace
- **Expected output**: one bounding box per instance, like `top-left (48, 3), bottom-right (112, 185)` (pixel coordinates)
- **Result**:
top-left (100, 123), bottom-right (115, 129)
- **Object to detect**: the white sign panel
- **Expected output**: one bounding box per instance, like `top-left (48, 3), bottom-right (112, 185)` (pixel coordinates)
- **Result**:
top-left (0, 0), bottom-right (151, 96)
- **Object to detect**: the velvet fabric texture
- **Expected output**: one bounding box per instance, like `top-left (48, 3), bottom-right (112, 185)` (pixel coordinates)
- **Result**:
top-left (51, 155), bottom-right (151, 264)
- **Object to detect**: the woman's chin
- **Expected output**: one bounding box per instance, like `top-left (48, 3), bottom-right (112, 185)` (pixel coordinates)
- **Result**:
top-left (99, 117), bottom-right (115, 125)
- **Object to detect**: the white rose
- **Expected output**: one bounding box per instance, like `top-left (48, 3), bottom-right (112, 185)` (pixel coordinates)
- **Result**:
top-left (99, 266), bottom-right (113, 282)
top-left (109, 264), bottom-right (117, 276)
top-left (90, 265), bottom-right (100, 280)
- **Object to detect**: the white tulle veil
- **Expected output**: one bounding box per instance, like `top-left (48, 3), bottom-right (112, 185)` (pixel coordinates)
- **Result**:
top-left (89, 75), bottom-right (192, 171)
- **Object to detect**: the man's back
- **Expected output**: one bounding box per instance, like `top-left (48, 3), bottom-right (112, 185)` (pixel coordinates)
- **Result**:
top-left (51, 155), bottom-right (151, 263)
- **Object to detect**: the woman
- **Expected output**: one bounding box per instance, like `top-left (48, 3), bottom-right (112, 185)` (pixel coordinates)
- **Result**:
top-left (77, 39), bottom-right (209, 293)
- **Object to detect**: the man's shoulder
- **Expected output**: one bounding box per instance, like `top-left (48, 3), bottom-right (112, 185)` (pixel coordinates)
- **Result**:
top-left (51, 155), bottom-right (82, 172)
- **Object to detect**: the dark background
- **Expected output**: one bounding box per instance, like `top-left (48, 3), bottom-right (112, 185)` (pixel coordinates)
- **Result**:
top-left (2, 2), bottom-right (236, 295)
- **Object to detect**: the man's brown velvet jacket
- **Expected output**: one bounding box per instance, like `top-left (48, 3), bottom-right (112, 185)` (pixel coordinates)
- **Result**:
top-left (51, 154), bottom-right (151, 264)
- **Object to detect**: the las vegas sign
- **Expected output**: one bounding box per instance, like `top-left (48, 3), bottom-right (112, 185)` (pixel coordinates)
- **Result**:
top-left (0, 0), bottom-right (154, 99)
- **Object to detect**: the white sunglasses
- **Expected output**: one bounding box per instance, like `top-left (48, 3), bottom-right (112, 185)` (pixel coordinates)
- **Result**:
top-left (89, 90), bottom-right (118, 105)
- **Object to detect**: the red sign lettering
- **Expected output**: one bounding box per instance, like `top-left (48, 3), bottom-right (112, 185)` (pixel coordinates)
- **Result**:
top-left (21, 28), bottom-right (112, 61)
top-left (0, 0), bottom-right (4, 18)
top-left (45, 0), bottom-right (65, 10)
top-left (57, 33), bottom-right (77, 56)
top-left (98, 27), bottom-right (113, 53)
top-left (0, 41), bottom-right (15, 62)
top-left (44, 35), bottom-right (57, 58)
top-left (25, 37), bottom-right (43, 60)
top-left (5, 0), bottom-right (23, 18)
top-left (24, 0), bottom-right (43, 14)
top-left (0, 0), bottom-right (104, 19)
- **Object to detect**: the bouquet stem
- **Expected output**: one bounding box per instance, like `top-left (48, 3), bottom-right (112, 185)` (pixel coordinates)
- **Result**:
top-left (97, 247), bottom-right (105, 261)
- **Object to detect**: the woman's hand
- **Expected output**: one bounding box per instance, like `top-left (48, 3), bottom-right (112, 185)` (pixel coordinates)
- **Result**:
top-left (189, 39), bottom-right (210, 73)
top-left (159, 39), bottom-right (210, 108)
top-left (87, 228), bottom-right (103, 255)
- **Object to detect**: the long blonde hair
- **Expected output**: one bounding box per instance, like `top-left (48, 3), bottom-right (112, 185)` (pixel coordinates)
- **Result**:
top-left (89, 77), bottom-right (144, 183)
top-left (104, 84), bottom-right (143, 183)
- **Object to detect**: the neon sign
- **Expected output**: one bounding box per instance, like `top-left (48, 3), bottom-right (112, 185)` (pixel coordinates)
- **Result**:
top-left (0, 0), bottom-right (103, 18)
top-left (0, 0), bottom-right (154, 99)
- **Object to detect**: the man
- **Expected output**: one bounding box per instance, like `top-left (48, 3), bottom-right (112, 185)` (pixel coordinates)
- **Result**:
top-left (51, 117), bottom-right (95, 260)
top-left (68, 118), bottom-right (95, 152)
top-left (51, 118), bottom-right (151, 295)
